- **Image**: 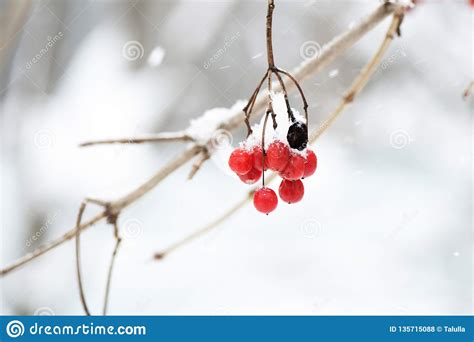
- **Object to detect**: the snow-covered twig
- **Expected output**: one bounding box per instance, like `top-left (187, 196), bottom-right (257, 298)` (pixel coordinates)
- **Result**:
top-left (153, 8), bottom-right (406, 262)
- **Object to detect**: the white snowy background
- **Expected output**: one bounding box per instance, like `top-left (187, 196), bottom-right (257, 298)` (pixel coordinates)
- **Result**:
top-left (0, 0), bottom-right (472, 315)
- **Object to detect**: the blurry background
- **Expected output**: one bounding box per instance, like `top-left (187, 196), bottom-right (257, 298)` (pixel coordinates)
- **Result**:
top-left (0, 0), bottom-right (472, 315)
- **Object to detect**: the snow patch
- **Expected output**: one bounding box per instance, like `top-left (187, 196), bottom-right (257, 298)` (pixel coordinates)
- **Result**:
top-left (186, 100), bottom-right (246, 145)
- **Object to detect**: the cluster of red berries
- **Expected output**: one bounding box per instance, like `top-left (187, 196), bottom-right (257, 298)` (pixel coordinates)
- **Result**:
top-left (228, 139), bottom-right (317, 214)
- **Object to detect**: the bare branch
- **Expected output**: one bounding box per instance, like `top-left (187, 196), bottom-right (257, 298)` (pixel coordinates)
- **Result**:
top-left (152, 9), bottom-right (406, 262)
top-left (103, 221), bottom-right (122, 316)
top-left (463, 81), bottom-right (474, 100)
top-left (0, 146), bottom-right (201, 277)
top-left (154, 191), bottom-right (253, 261)
top-left (187, 148), bottom-right (210, 180)
top-left (79, 132), bottom-right (192, 147)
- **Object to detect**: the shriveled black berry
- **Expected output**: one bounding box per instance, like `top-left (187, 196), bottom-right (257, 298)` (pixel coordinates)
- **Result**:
top-left (287, 122), bottom-right (308, 150)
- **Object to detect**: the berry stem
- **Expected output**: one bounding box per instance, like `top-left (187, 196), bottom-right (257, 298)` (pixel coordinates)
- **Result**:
top-left (266, 0), bottom-right (275, 68)
top-left (272, 69), bottom-right (295, 122)
top-left (243, 69), bottom-right (270, 136)
top-left (276, 68), bottom-right (309, 125)
top-left (261, 110), bottom-right (272, 187)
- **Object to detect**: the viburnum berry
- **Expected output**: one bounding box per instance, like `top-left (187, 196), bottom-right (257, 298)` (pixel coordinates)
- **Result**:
top-left (228, 148), bottom-right (253, 175)
top-left (287, 122), bottom-right (308, 151)
top-left (303, 149), bottom-right (317, 178)
top-left (279, 179), bottom-right (304, 204)
top-left (239, 167), bottom-right (262, 184)
top-left (280, 152), bottom-right (305, 180)
top-left (266, 140), bottom-right (290, 172)
top-left (253, 187), bottom-right (278, 214)
top-left (252, 145), bottom-right (267, 171)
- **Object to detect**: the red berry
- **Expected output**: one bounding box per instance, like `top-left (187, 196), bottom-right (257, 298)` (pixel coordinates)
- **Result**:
top-left (252, 145), bottom-right (267, 171)
top-left (279, 179), bottom-right (304, 204)
top-left (238, 167), bottom-right (262, 184)
top-left (280, 152), bottom-right (305, 180)
top-left (266, 140), bottom-right (290, 172)
top-left (253, 187), bottom-right (278, 214)
top-left (303, 149), bottom-right (317, 178)
top-left (228, 148), bottom-right (253, 175)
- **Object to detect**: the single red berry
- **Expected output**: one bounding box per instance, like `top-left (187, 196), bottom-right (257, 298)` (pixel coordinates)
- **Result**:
top-left (252, 145), bottom-right (267, 171)
top-left (253, 187), bottom-right (278, 214)
top-left (279, 179), bottom-right (304, 204)
top-left (266, 140), bottom-right (290, 172)
top-left (228, 148), bottom-right (253, 175)
top-left (303, 149), bottom-right (317, 178)
top-left (280, 152), bottom-right (305, 180)
top-left (238, 167), bottom-right (262, 184)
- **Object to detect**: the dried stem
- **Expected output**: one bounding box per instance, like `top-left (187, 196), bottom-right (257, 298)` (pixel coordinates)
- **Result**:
top-left (243, 70), bottom-right (270, 135)
top-left (103, 221), bottom-right (122, 316)
top-left (310, 9), bottom-right (404, 141)
top-left (75, 200), bottom-right (92, 316)
top-left (154, 192), bottom-right (253, 260)
top-left (152, 9), bottom-right (405, 262)
top-left (275, 68), bottom-right (309, 124)
top-left (79, 132), bottom-right (192, 147)
top-left (266, 0), bottom-right (275, 68)
top-left (463, 80), bottom-right (474, 100)
top-left (1, 3), bottom-right (404, 280)
top-left (261, 110), bottom-right (272, 187)
top-left (271, 69), bottom-right (295, 122)
top-left (187, 148), bottom-right (210, 180)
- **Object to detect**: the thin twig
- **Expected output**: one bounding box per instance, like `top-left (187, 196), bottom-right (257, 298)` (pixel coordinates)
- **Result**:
top-left (103, 221), bottom-right (122, 316)
top-left (79, 132), bottom-right (192, 147)
top-left (152, 9), bottom-right (405, 262)
top-left (271, 69), bottom-right (295, 122)
top-left (75, 200), bottom-right (92, 316)
top-left (275, 68), bottom-right (309, 123)
top-left (266, 0), bottom-right (276, 68)
top-left (187, 148), bottom-right (210, 180)
top-left (243, 70), bottom-right (269, 135)
top-left (0, 146), bottom-right (200, 277)
top-left (154, 192), bottom-right (253, 260)
top-left (462, 80), bottom-right (474, 100)
top-left (0, 3), bottom-right (403, 278)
